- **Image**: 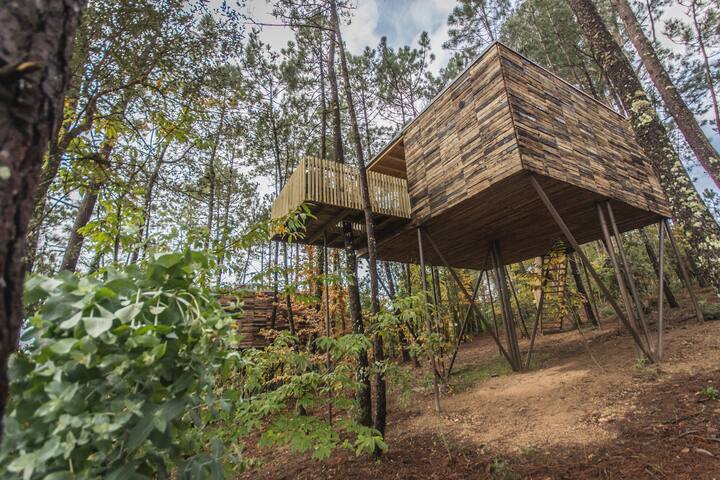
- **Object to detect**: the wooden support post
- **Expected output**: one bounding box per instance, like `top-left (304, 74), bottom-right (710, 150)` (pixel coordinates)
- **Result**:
top-left (529, 176), bottom-right (655, 362)
top-left (421, 229), bottom-right (515, 367)
top-left (491, 241), bottom-right (522, 370)
top-left (664, 219), bottom-right (704, 323)
top-left (605, 202), bottom-right (653, 350)
top-left (657, 221), bottom-right (665, 360)
top-left (417, 228), bottom-right (442, 413)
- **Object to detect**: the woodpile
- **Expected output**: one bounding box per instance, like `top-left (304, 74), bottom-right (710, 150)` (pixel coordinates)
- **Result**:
top-left (218, 291), bottom-right (287, 348)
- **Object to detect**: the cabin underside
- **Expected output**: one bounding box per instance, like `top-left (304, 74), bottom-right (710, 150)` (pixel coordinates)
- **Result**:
top-left (279, 172), bottom-right (663, 268)
top-left (367, 172), bottom-right (663, 268)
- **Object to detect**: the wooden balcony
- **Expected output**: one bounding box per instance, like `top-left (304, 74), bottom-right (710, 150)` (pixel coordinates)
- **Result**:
top-left (271, 157), bottom-right (411, 248)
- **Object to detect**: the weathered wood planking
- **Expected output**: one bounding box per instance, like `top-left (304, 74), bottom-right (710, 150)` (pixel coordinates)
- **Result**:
top-left (403, 45), bottom-right (523, 224)
top-left (497, 45), bottom-right (670, 218)
top-left (219, 291), bottom-right (287, 348)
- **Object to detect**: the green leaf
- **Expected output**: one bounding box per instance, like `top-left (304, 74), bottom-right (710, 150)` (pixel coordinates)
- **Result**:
top-left (115, 303), bottom-right (143, 323)
top-left (83, 316), bottom-right (113, 338)
top-left (59, 311), bottom-right (82, 330)
top-left (50, 338), bottom-right (77, 355)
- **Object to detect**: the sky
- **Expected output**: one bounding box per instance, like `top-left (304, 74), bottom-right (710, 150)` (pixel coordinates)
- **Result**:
top-left (245, 0), bottom-right (456, 73)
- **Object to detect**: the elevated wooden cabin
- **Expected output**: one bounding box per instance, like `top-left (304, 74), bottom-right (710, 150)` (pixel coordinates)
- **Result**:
top-left (271, 42), bottom-right (670, 269)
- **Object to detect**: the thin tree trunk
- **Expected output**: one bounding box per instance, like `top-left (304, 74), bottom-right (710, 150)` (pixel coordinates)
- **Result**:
top-left (0, 0), bottom-right (87, 440)
top-left (331, 0), bottom-right (386, 441)
top-left (689, 0), bottom-right (720, 135)
top-left (568, 0), bottom-right (720, 295)
top-left (206, 100), bottom-right (226, 250)
top-left (327, 24), bottom-right (372, 428)
top-left (612, 0), bottom-right (720, 188)
top-left (60, 185), bottom-right (99, 272)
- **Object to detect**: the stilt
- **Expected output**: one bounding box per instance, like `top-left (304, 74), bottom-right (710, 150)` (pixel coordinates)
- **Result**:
top-left (486, 271), bottom-right (501, 340)
top-left (491, 241), bottom-right (522, 370)
top-left (446, 252), bottom-right (490, 378)
top-left (417, 228), bottom-right (442, 413)
top-left (525, 262), bottom-right (548, 369)
top-left (530, 175), bottom-right (655, 362)
top-left (597, 203), bottom-right (645, 353)
top-left (664, 219), bottom-right (705, 323)
top-left (506, 265), bottom-right (531, 338)
top-left (657, 221), bottom-right (665, 360)
top-left (421, 229), bottom-right (515, 368)
top-left (606, 202), bottom-right (654, 350)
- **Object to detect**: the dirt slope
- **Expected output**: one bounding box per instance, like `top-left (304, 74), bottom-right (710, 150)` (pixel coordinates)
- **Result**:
top-left (240, 292), bottom-right (720, 479)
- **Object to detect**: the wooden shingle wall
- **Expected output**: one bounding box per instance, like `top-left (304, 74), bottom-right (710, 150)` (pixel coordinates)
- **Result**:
top-left (497, 45), bottom-right (670, 217)
top-left (404, 45), bottom-right (522, 223)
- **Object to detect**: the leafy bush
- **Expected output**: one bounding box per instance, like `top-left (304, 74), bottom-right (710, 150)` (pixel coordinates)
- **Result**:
top-left (1, 252), bottom-right (239, 479)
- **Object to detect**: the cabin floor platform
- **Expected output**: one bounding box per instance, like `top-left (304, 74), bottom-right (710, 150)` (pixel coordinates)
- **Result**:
top-left (361, 172), bottom-right (664, 269)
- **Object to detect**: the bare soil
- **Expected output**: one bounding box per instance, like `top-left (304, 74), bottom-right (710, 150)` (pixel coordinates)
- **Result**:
top-left (239, 290), bottom-right (720, 479)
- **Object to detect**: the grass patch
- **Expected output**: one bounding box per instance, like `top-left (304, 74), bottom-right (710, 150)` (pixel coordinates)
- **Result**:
top-left (450, 355), bottom-right (514, 392)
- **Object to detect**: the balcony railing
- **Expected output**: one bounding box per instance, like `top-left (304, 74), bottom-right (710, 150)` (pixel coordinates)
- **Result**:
top-left (270, 157), bottom-right (411, 220)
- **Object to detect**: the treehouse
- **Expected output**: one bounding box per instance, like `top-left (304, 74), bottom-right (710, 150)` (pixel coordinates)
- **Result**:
top-left (270, 42), bottom-right (700, 368)
top-left (271, 42), bottom-right (670, 268)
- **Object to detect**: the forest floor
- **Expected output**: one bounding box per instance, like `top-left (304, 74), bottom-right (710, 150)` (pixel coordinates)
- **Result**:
top-left (239, 289), bottom-right (720, 479)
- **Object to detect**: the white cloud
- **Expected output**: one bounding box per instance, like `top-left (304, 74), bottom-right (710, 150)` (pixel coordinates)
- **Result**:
top-left (342, 0), bottom-right (382, 54)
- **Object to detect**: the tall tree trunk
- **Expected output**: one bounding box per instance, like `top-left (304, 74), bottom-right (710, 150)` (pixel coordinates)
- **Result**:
top-left (327, 22), bottom-right (372, 428)
top-left (331, 0), bottom-right (386, 441)
top-left (0, 0), bottom-right (87, 440)
top-left (689, 0), bottom-right (720, 135)
top-left (567, 0), bottom-right (720, 295)
top-left (612, 0), bottom-right (720, 189)
top-left (25, 96), bottom-right (96, 271)
top-left (206, 100), bottom-right (226, 250)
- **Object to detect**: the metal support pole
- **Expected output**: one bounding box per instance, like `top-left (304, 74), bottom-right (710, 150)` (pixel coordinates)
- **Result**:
top-left (506, 265), bottom-right (531, 338)
top-left (421, 229), bottom-right (515, 367)
top-left (491, 241), bottom-right (522, 370)
top-left (417, 228), bottom-right (441, 413)
top-left (525, 262), bottom-right (548, 369)
top-left (597, 203), bottom-right (640, 336)
top-left (530, 175), bottom-right (655, 362)
top-left (663, 219), bottom-right (704, 323)
top-left (657, 221), bottom-right (665, 360)
top-left (606, 202), bottom-right (653, 349)
top-left (446, 251), bottom-right (490, 378)
top-left (323, 233), bottom-right (333, 425)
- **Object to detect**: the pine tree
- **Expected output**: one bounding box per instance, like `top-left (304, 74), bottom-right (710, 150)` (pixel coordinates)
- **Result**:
top-left (613, 0), bottom-right (720, 189)
top-left (566, 0), bottom-right (720, 294)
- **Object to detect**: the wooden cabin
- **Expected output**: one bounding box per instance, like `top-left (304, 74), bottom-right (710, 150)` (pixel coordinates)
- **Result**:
top-left (270, 42), bottom-right (670, 269)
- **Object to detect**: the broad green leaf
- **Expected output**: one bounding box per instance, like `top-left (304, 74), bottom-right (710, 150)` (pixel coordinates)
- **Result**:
top-left (83, 316), bottom-right (113, 338)
top-left (50, 339), bottom-right (77, 355)
top-left (59, 311), bottom-right (82, 330)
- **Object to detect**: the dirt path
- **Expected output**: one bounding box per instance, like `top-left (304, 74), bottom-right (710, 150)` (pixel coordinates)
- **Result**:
top-left (239, 294), bottom-right (720, 479)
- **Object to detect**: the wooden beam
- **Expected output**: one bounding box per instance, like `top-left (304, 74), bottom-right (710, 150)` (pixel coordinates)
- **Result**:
top-left (417, 228), bottom-right (442, 413)
top-left (664, 219), bottom-right (704, 323)
top-left (306, 209), bottom-right (353, 244)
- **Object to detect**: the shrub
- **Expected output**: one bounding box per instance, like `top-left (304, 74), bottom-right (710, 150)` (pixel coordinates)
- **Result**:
top-left (1, 251), bottom-right (239, 479)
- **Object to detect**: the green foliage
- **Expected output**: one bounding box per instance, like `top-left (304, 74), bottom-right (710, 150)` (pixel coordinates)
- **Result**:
top-left (701, 386), bottom-right (719, 401)
top-left (1, 252), bottom-right (240, 479)
top-left (226, 332), bottom-right (386, 461)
